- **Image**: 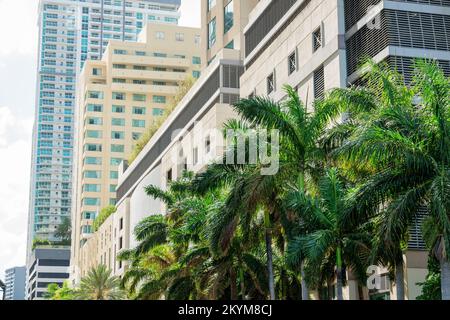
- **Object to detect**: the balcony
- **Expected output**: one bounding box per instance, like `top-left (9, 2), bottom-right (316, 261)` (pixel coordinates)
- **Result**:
top-left (110, 83), bottom-right (178, 95)
top-left (111, 54), bottom-right (191, 69)
top-left (111, 69), bottom-right (188, 82)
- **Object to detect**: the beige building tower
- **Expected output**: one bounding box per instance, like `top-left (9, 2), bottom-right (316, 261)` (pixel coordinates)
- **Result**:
top-left (201, 0), bottom-right (259, 67)
top-left (71, 23), bottom-right (201, 281)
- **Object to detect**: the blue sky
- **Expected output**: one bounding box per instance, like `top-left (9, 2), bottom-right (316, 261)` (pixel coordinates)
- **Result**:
top-left (0, 0), bottom-right (200, 279)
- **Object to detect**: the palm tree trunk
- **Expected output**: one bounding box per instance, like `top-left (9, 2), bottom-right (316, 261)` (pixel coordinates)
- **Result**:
top-left (440, 259), bottom-right (450, 300)
top-left (265, 228), bottom-right (276, 300)
top-left (230, 268), bottom-right (238, 300)
top-left (395, 261), bottom-right (405, 300)
top-left (336, 246), bottom-right (344, 300)
top-left (300, 261), bottom-right (309, 300)
top-left (239, 268), bottom-right (245, 300)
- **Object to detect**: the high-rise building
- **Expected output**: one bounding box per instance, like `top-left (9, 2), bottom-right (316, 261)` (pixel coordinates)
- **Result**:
top-left (4, 266), bottom-right (26, 300)
top-left (26, 0), bottom-right (181, 272)
top-left (71, 23), bottom-right (201, 280)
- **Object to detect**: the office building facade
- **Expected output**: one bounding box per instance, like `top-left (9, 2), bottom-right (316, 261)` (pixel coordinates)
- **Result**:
top-left (26, 248), bottom-right (70, 300)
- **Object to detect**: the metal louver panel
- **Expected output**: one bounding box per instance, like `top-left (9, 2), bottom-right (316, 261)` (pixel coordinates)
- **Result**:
top-left (344, 0), bottom-right (450, 31)
top-left (314, 65), bottom-right (325, 100)
top-left (346, 9), bottom-right (450, 76)
top-left (344, 0), bottom-right (383, 31)
top-left (408, 206), bottom-right (428, 250)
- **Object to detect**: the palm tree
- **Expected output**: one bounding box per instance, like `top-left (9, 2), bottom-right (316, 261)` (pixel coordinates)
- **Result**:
top-left (193, 85), bottom-right (360, 300)
top-left (333, 60), bottom-right (450, 299)
top-left (75, 265), bottom-right (125, 300)
top-left (286, 168), bottom-right (371, 300)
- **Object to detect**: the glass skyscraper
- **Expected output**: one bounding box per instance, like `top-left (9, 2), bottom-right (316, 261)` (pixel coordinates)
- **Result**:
top-left (26, 0), bottom-right (181, 262)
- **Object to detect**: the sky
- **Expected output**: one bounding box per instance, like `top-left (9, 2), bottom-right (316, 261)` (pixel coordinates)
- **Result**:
top-left (0, 0), bottom-right (200, 279)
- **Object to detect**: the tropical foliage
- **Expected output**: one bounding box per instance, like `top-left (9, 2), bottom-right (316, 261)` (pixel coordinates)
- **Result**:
top-left (46, 265), bottom-right (124, 300)
top-left (93, 205), bottom-right (116, 232)
top-left (114, 59), bottom-right (448, 300)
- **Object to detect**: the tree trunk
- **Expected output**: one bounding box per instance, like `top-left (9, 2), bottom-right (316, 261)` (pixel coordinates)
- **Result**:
top-left (230, 268), bottom-right (238, 300)
top-left (300, 262), bottom-right (309, 300)
top-left (265, 228), bottom-right (276, 300)
top-left (336, 246), bottom-right (343, 300)
top-left (239, 268), bottom-right (245, 300)
top-left (441, 259), bottom-right (450, 300)
top-left (395, 261), bottom-right (405, 300)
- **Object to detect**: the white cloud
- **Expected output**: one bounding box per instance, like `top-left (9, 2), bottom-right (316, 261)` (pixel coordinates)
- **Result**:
top-left (179, 0), bottom-right (201, 28)
top-left (0, 0), bottom-right (39, 57)
top-left (0, 106), bottom-right (32, 278)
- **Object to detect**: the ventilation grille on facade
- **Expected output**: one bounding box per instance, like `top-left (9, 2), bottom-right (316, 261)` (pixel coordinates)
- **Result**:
top-left (314, 65), bottom-right (325, 100)
top-left (221, 94), bottom-right (240, 105)
top-left (387, 56), bottom-right (450, 84)
top-left (351, 56), bottom-right (450, 87)
top-left (245, 0), bottom-right (298, 58)
top-left (346, 9), bottom-right (450, 76)
top-left (344, 0), bottom-right (382, 31)
top-left (222, 64), bottom-right (244, 89)
top-left (408, 206), bottom-right (428, 250)
top-left (344, 0), bottom-right (450, 31)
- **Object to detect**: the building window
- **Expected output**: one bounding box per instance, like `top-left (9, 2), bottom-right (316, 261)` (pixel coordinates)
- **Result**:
top-left (153, 95), bottom-right (166, 104)
top-left (208, 0), bottom-right (216, 11)
top-left (175, 33), bottom-right (184, 42)
top-left (313, 27), bottom-right (323, 52)
top-left (193, 147), bottom-right (199, 165)
top-left (133, 107), bottom-right (146, 115)
top-left (111, 131), bottom-right (124, 140)
top-left (152, 108), bottom-right (164, 116)
top-left (119, 218), bottom-right (123, 230)
top-left (132, 94), bottom-right (146, 102)
top-left (112, 92), bottom-right (125, 100)
top-left (225, 40), bottom-right (234, 49)
top-left (192, 56), bottom-right (201, 65)
top-left (224, 1), bottom-right (234, 34)
top-left (132, 119), bottom-right (145, 128)
top-left (288, 50), bottom-right (297, 75)
top-left (111, 118), bottom-right (125, 126)
top-left (86, 104), bottom-right (103, 112)
top-left (167, 168), bottom-right (173, 182)
top-left (208, 17), bottom-right (216, 49)
top-left (156, 31), bottom-right (165, 40)
top-left (192, 71), bottom-right (201, 79)
top-left (119, 236), bottom-right (123, 249)
top-left (112, 105), bottom-right (125, 113)
top-left (314, 65), bottom-right (325, 100)
top-left (111, 144), bottom-right (124, 153)
top-left (267, 73), bottom-right (275, 94)
top-left (205, 136), bottom-right (211, 153)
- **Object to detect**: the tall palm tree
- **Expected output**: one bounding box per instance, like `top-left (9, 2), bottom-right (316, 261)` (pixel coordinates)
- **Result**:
top-left (333, 60), bottom-right (450, 299)
top-left (286, 168), bottom-right (371, 300)
top-left (194, 85), bottom-right (361, 299)
top-left (75, 265), bottom-right (125, 300)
